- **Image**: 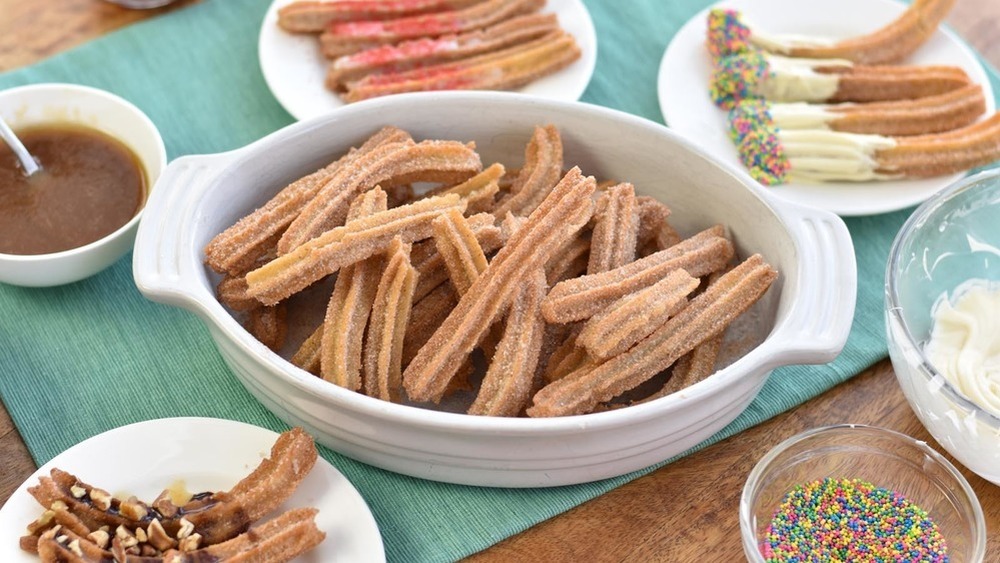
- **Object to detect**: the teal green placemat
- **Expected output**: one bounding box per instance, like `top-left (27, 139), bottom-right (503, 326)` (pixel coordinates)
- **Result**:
top-left (1, 1), bottom-right (998, 561)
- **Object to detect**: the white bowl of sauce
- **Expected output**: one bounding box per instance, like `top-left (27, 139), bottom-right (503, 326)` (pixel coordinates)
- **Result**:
top-left (0, 83), bottom-right (166, 287)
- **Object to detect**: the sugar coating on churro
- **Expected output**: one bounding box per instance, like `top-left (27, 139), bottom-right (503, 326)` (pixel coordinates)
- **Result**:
top-left (403, 167), bottom-right (596, 403)
top-left (364, 237), bottom-right (418, 402)
top-left (493, 124), bottom-right (564, 218)
top-left (468, 269), bottom-right (547, 416)
top-left (529, 254), bottom-right (777, 417)
top-left (578, 269), bottom-right (699, 360)
top-left (587, 183), bottom-right (639, 275)
top-left (320, 188), bottom-right (388, 390)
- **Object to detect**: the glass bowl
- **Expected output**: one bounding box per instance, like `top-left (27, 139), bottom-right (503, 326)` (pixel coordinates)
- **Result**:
top-left (885, 169), bottom-right (1000, 485)
top-left (740, 425), bottom-right (985, 562)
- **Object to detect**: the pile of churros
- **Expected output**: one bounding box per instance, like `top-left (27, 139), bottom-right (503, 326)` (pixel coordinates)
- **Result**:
top-left (204, 124), bottom-right (777, 418)
top-left (19, 429), bottom-right (324, 562)
top-left (705, 0), bottom-right (1000, 184)
top-left (276, 0), bottom-right (581, 102)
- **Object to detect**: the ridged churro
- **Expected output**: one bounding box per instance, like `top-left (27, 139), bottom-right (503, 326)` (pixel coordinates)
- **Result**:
top-left (492, 124), bottom-right (563, 218)
top-left (320, 188), bottom-right (387, 390)
top-left (342, 31), bottom-right (581, 102)
top-left (363, 237), bottom-right (418, 402)
top-left (327, 13), bottom-right (559, 88)
top-left (246, 304), bottom-right (288, 352)
top-left (636, 195), bottom-right (680, 254)
top-left (432, 208), bottom-right (490, 295)
top-left (204, 126), bottom-right (410, 275)
top-left (730, 100), bottom-right (1000, 184)
top-left (468, 269), bottom-right (546, 416)
top-left (528, 255), bottom-right (777, 417)
top-left (321, 0), bottom-right (544, 57)
top-left (587, 183), bottom-right (639, 274)
top-left (428, 162), bottom-right (504, 214)
top-left (545, 235), bottom-right (590, 285)
top-left (292, 324), bottom-right (323, 375)
top-left (542, 226), bottom-right (735, 324)
top-left (246, 194), bottom-right (466, 305)
top-left (762, 84), bottom-right (986, 136)
top-left (577, 269), bottom-right (699, 360)
top-left (280, 139), bottom-right (481, 252)
top-left (279, 0), bottom-right (484, 33)
top-left (710, 51), bottom-right (970, 109)
top-left (403, 167), bottom-right (596, 402)
top-left (412, 211), bottom-right (502, 300)
top-left (706, 1), bottom-right (956, 64)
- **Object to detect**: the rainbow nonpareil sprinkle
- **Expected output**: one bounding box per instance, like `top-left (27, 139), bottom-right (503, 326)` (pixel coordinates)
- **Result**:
top-left (762, 478), bottom-right (949, 563)
top-left (706, 9), bottom-right (753, 59)
top-left (710, 51), bottom-right (772, 110)
top-left (728, 100), bottom-right (789, 185)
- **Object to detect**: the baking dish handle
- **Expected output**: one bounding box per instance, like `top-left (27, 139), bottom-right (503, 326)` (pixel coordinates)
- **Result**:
top-left (133, 153), bottom-right (233, 310)
top-left (766, 201), bottom-right (857, 365)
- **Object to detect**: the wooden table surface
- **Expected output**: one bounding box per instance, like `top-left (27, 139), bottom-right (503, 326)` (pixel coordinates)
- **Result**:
top-left (1, 1), bottom-right (999, 561)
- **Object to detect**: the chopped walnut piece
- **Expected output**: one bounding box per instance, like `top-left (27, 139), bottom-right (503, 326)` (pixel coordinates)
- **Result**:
top-left (176, 517), bottom-right (194, 540)
top-left (135, 526), bottom-right (148, 543)
top-left (56, 534), bottom-right (68, 544)
top-left (50, 500), bottom-right (68, 511)
top-left (178, 533), bottom-right (202, 553)
top-left (70, 485), bottom-right (87, 499)
top-left (116, 525), bottom-right (139, 549)
top-left (88, 529), bottom-right (110, 549)
top-left (146, 519), bottom-right (177, 552)
top-left (90, 488), bottom-right (112, 511)
top-left (120, 497), bottom-right (149, 521)
top-left (26, 510), bottom-right (55, 534)
top-left (152, 490), bottom-right (180, 519)
top-left (68, 539), bottom-right (83, 556)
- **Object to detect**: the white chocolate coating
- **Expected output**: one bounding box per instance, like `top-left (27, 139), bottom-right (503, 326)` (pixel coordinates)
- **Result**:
top-left (926, 279), bottom-right (1000, 418)
top-left (758, 54), bottom-right (852, 102)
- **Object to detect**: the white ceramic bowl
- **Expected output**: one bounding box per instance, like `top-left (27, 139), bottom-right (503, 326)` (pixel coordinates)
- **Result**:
top-left (0, 83), bottom-right (166, 287)
top-left (886, 169), bottom-right (1000, 486)
top-left (134, 92), bottom-right (856, 487)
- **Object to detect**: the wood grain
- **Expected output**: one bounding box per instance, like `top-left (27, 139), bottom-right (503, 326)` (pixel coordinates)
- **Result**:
top-left (0, 2), bottom-right (998, 562)
top-left (0, 0), bottom-right (199, 71)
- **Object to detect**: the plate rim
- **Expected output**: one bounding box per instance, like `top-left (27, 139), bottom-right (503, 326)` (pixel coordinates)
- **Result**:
top-left (656, 0), bottom-right (996, 217)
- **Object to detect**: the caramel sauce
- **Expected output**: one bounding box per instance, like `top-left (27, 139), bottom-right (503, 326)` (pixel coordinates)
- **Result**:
top-left (0, 124), bottom-right (145, 255)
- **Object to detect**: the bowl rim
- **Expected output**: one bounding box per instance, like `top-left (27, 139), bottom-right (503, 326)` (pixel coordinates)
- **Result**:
top-left (739, 423), bottom-right (986, 562)
top-left (0, 82), bottom-right (166, 263)
top-left (885, 167), bottom-right (1000, 429)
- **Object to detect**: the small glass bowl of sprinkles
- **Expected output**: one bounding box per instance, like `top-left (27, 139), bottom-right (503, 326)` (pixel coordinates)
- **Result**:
top-left (740, 425), bottom-right (986, 562)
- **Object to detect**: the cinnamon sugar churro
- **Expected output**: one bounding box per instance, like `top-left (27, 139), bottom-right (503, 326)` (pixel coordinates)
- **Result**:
top-left (542, 226), bottom-right (734, 323)
top-left (404, 167), bottom-right (596, 402)
top-left (208, 125), bottom-right (778, 417)
top-left (279, 0), bottom-right (484, 33)
top-left (320, 188), bottom-right (388, 390)
top-left (363, 237), bottom-right (418, 402)
top-left (529, 255), bottom-right (777, 417)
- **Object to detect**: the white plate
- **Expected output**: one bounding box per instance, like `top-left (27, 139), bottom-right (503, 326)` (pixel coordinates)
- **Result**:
top-left (657, 0), bottom-right (995, 217)
top-left (259, 0), bottom-right (598, 121)
top-left (0, 418), bottom-right (384, 563)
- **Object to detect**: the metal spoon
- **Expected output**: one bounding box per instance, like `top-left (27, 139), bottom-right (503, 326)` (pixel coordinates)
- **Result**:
top-left (0, 115), bottom-right (40, 176)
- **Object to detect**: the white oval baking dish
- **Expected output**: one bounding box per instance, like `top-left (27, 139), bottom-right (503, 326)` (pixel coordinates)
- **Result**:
top-left (133, 92), bottom-right (856, 487)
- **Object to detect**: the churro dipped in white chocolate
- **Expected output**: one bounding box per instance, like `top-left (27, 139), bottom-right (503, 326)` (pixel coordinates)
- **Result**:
top-left (710, 51), bottom-right (970, 109)
top-left (729, 100), bottom-right (1000, 184)
top-left (706, 1), bottom-right (956, 64)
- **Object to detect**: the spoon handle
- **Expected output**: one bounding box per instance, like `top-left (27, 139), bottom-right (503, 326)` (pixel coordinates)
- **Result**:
top-left (0, 116), bottom-right (40, 176)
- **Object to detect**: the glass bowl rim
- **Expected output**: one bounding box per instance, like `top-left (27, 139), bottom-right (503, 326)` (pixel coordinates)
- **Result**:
top-left (739, 424), bottom-right (986, 562)
top-left (884, 167), bottom-right (1000, 430)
